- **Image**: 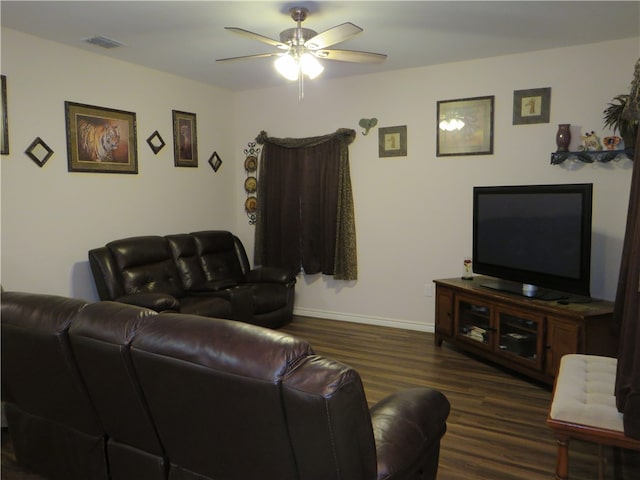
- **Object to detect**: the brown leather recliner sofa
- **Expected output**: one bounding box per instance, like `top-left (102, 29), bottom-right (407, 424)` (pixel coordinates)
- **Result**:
top-left (88, 230), bottom-right (296, 329)
top-left (1, 291), bottom-right (451, 480)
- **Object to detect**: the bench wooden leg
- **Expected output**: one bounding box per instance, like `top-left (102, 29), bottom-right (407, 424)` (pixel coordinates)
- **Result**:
top-left (598, 444), bottom-right (604, 480)
top-left (556, 436), bottom-right (569, 480)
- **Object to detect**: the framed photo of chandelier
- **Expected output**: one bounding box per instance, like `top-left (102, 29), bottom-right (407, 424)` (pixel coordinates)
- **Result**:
top-left (437, 95), bottom-right (494, 157)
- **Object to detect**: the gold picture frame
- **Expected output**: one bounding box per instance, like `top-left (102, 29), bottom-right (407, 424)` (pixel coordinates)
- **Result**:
top-left (172, 110), bottom-right (198, 167)
top-left (65, 101), bottom-right (138, 173)
top-left (437, 96), bottom-right (494, 156)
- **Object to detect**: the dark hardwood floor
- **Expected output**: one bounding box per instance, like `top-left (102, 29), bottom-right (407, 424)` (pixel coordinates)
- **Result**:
top-left (2, 315), bottom-right (639, 479)
top-left (280, 316), bottom-right (640, 480)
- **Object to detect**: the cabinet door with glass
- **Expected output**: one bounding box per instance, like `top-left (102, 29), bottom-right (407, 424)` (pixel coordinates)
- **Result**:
top-left (455, 294), bottom-right (494, 350)
top-left (496, 307), bottom-right (544, 371)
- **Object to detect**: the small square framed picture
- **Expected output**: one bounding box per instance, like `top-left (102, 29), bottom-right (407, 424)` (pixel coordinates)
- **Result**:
top-left (513, 87), bottom-right (551, 125)
top-left (378, 125), bottom-right (407, 157)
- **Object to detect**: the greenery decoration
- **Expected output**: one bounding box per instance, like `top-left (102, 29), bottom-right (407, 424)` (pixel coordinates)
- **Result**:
top-left (603, 94), bottom-right (638, 149)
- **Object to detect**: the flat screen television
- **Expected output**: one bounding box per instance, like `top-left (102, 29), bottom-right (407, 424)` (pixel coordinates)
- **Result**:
top-left (472, 183), bottom-right (593, 300)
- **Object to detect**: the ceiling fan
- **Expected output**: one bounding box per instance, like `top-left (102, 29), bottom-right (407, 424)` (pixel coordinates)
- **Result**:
top-left (217, 6), bottom-right (386, 100)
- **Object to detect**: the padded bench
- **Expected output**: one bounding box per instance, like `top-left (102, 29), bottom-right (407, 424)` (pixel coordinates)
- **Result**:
top-left (547, 354), bottom-right (640, 480)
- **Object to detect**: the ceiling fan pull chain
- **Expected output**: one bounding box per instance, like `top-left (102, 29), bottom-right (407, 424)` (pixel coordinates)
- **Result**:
top-left (298, 67), bottom-right (304, 102)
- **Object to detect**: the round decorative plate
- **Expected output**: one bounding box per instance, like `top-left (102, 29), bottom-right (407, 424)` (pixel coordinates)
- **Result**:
top-left (244, 176), bottom-right (257, 194)
top-left (244, 155), bottom-right (257, 173)
top-left (245, 196), bottom-right (258, 214)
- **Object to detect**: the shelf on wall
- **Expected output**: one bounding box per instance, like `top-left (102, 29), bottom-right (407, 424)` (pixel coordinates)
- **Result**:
top-left (550, 149), bottom-right (634, 165)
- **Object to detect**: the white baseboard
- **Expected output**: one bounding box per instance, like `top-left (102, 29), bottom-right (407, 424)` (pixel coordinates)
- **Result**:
top-left (293, 307), bottom-right (434, 333)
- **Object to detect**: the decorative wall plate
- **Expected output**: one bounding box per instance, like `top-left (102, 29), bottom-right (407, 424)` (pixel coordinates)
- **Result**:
top-left (244, 155), bottom-right (257, 172)
top-left (244, 176), bottom-right (257, 193)
top-left (245, 196), bottom-right (257, 214)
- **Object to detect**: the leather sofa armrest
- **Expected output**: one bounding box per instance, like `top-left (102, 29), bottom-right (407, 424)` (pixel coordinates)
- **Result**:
top-left (115, 293), bottom-right (180, 312)
top-left (245, 267), bottom-right (298, 285)
top-left (370, 388), bottom-right (450, 480)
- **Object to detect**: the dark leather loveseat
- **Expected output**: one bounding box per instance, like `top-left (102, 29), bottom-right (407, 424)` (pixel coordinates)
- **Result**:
top-left (1, 291), bottom-right (451, 480)
top-left (88, 230), bottom-right (296, 329)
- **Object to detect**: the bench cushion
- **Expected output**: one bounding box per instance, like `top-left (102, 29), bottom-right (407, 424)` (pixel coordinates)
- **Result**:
top-left (549, 354), bottom-right (623, 432)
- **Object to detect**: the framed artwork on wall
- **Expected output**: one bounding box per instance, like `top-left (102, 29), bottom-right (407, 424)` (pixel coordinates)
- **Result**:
top-left (25, 137), bottom-right (54, 167)
top-left (1, 75), bottom-right (8, 155)
top-left (65, 101), bottom-right (138, 173)
top-left (378, 125), bottom-right (407, 157)
top-left (512, 87), bottom-right (551, 125)
top-left (146, 130), bottom-right (166, 154)
top-left (172, 110), bottom-right (198, 167)
top-left (208, 151), bottom-right (222, 172)
top-left (437, 95), bottom-right (494, 156)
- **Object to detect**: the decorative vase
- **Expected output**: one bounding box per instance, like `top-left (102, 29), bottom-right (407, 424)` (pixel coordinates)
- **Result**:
top-left (556, 124), bottom-right (571, 152)
top-left (462, 257), bottom-right (473, 280)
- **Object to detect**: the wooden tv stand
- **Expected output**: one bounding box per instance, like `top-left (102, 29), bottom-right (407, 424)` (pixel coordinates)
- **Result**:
top-left (433, 277), bottom-right (617, 385)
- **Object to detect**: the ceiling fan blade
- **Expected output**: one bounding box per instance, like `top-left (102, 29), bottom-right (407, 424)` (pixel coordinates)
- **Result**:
top-left (304, 22), bottom-right (363, 50)
top-left (314, 49), bottom-right (387, 64)
top-left (224, 27), bottom-right (288, 49)
top-left (216, 52), bottom-right (280, 62)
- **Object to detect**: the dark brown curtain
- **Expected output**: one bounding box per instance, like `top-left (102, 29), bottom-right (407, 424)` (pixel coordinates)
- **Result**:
top-left (615, 58), bottom-right (640, 439)
top-left (254, 129), bottom-right (357, 280)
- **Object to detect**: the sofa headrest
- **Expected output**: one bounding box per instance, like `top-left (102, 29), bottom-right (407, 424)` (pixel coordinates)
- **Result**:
top-left (132, 313), bottom-right (313, 382)
top-left (107, 236), bottom-right (171, 269)
top-left (191, 230), bottom-right (235, 250)
top-left (70, 301), bottom-right (158, 344)
top-left (106, 236), bottom-right (184, 297)
top-left (0, 291), bottom-right (101, 435)
top-left (1, 291), bottom-right (88, 332)
top-left (166, 233), bottom-right (207, 289)
top-left (68, 301), bottom-right (165, 456)
top-left (191, 231), bottom-right (245, 283)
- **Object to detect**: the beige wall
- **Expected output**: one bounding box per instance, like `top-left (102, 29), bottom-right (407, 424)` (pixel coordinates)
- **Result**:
top-left (232, 37), bottom-right (638, 329)
top-left (1, 28), bottom-right (238, 300)
top-left (2, 27), bottom-right (638, 330)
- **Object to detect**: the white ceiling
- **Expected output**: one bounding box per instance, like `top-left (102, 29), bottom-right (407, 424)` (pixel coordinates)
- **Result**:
top-left (2, 1), bottom-right (639, 92)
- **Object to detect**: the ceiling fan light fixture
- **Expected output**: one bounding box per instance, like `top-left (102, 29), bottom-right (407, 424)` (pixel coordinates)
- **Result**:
top-left (275, 54), bottom-right (299, 81)
top-left (299, 53), bottom-right (324, 79)
top-left (221, 5), bottom-right (385, 101)
top-left (275, 52), bottom-right (324, 81)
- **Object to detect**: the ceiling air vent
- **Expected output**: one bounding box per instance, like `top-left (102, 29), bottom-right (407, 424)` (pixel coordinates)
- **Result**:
top-left (84, 36), bottom-right (126, 49)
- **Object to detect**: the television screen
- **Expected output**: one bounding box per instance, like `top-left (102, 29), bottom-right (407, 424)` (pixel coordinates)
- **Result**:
top-left (472, 183), bottom-right (593, 299)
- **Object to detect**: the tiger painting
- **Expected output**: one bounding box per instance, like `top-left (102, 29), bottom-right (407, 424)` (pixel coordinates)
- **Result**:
top-left (78, 119), bottom-right (121, 162)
